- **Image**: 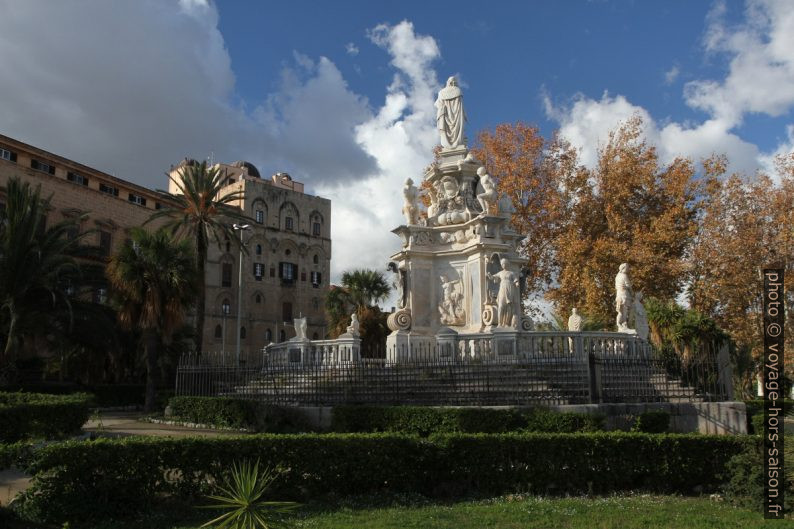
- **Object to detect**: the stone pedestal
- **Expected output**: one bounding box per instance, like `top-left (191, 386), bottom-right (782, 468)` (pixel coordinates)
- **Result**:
top-left (435, 327), bottom-right (459, 362)
top-left (335, 333), bottom-right (361, 363)
top-left (491, 328), bottom-right (519, 361)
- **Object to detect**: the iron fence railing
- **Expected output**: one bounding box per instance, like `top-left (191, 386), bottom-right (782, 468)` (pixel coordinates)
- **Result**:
top-left (175, 336), bottom-right (732, 406)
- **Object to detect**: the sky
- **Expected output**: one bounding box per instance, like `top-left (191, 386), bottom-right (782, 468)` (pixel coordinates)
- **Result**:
top-left (0, 0), bottom-right (792, 303)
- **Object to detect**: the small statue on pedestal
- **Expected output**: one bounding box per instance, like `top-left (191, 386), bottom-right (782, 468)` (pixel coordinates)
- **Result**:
top-left (476, 167), bottom-right (497, 216)
top-left (488, 258), bottom-right (520, 328)
top-left (568, 308), bottom-right (583, 332)
top-left (615, 263), bottom-right (634, 333)
top-left (402, 178), bottom-right (419, 225)
top-left (346, 313), bottom-right (360, 336)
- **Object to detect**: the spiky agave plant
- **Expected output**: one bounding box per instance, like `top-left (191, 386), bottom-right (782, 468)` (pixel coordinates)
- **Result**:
top-left (201, 460), bottom-right (298, 529)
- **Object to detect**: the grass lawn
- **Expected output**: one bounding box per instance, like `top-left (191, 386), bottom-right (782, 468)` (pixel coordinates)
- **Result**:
top-left (60, 495), bottom-right (786, 529)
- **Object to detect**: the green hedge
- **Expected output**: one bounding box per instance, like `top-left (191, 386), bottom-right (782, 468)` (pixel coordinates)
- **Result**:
top-left (744, 399), bottom-right (794, 434)
top-left (12, 432), bottom-right (751, 524)
top-left (632, 411), bottom-right (670, 433)
top-left (331, 406), bottom-right (604, 435)
top-left (167, 396), bottom-right (312, 432)
top-left (0, 441), bottom-right (34, 470)
top-left (0, 392), bottom-right (92, 442)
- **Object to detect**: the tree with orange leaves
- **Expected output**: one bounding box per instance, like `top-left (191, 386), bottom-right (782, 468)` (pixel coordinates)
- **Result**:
top-left (472, 123), bottom-right (575, 316)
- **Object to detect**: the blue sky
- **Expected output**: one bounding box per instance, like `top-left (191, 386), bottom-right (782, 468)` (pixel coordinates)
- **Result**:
top-left (0, 0), bottom-right (792, 295)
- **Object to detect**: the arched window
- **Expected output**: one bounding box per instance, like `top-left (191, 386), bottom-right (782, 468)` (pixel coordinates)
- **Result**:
top-left (225, 241), bottom-right (231, 253)
top-left (214, 325), bottom-right (222, 339)
top-left (255, 293), bottom-right (262, 304)
top-left (285, 249), bottom-right (291, 256)
top-left (240, 326), bottom-right (246, 340)
top-left (265, 329), bottom-right (272, 342)
top-left (255, 209), bottom-right (264, 224)
top-left (313, 254), bottom-right (319, 264)
top-left (311, 214), bottom-right (322, 237)
top-left (221, 299), bottom-right (231, 315)
top-left (256, 244), bottom-right (262, 256)
top-left (279, 329), bottom-right (286, 342)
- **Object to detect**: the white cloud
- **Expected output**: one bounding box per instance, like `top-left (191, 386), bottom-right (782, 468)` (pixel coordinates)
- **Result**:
top-left (684, 0), bottom-right (794, 127)
top-left (545, 0), bottom-right (794, 180)
top-left (345, 42), bottom-right (359, 56)
top-left (664, 65), bottom-right (680, 85)
top-left (544, 92), bottom-right (762, 176)
top-left (317, 21), bottom-right (442, 299)
top-left (0, 0), bottom-right (255, 188)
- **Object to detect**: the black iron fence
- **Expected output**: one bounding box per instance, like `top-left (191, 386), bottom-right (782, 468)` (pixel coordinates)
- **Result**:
top-left (175, 336), bottom-right (732, 406)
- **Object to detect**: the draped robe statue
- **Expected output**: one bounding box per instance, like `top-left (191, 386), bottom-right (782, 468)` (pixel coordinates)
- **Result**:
top-left (615, 263), bottom-right (633, 332)
top-left (488, 259), bottom-right (520, 328)
top-left (435, 76), bottom-right (466, 149)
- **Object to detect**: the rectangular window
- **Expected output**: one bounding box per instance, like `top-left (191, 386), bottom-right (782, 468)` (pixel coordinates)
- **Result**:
top-left (285, 216), bottom-right (293, 231)
top-left (282, 302), bottom-right (293, 322)
top-left (99, 182), bottom-right (119, 196)
top-left (98, 230), bottom-right (112, 256)
top-left (221, 262), bottom-right (232, 288)
top-left (313, 222), bottom-right (321, 236)
top-left (93, 288), bottom-right (108, 305)
top-left (300, 271), bottom-right (306, 282)
top-left (279, 262), bottom-right (296, 282)
top-left (255, 210), bottom-right (264, 224)
top-left (270, 266), bottom-right (275, 278)
top-left (311, 271), bottom-right (322, 287)
top-left (31, 159), bottom-right (55, 175)
top-left (0, 148), bottom-right (17, 162)
top-left (128, 193), bottom-right (147, 206)
top-left (253, 262), bottom-right (264, 280)
top-left (67, 172), bottom-right (89, 186)
top-left (155, 202), bottom-right (163, 210)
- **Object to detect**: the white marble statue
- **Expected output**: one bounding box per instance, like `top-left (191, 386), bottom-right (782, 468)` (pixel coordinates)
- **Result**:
top-left (435, 76), bottom-right (466, 149)
top-left (387, 262), bottom-right (407, 309)
top-left (293, 316), bottom-right (308, 341)
top-left (615, 263), bottom-right (634, 333)
top-left (438, 274), bottom-right (465, 325)
top-left (634, 292), bottom-right (649, 341)
top-left (401, 178), bottom-right (419, 225)
top-left (476, 167), bottom-right (498, 216)
top-left (488, 258), bottom-right (520, 328)
top-left (346, 312), bottom-right (360, 336)
top-left (567, 308), bottom-right (583, 332)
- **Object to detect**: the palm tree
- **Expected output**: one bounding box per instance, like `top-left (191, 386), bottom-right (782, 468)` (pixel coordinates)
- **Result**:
top-left (325, 269), bottom-right (391, 353)
top-left (148, 160), bottom-right (249, 353)
top-left (106, 227), bottom-right (198, 411)
top-left (0, 177), bottom-right (87, 376)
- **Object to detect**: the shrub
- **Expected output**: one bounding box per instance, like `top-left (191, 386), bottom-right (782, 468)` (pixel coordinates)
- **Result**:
top-left (12, 432), bottom-right (751, 525)
top-left (167, 397), bottom-right (312, 433)
top-left (330, 406), bottom-right (603, 435)
top-left (0, 392), bottom-right (92, 442)
top-left (0, 441), bottom-right (34, 470)
top-left (631, 411), bottom-right (670, 433)
top-left (744, 399), bottom-right (794, 434)
top-left (723, 437), bottom-right (793, 512)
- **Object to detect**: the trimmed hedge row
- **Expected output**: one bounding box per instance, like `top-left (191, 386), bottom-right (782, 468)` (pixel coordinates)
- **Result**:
top-left (167, 396), bottom-right (312, 432)
top-left (0, 392), bottom-right (92, 441)
top-left (331, 405), bottom-right (604, 435)
top-left (12, 432), bottom-right (752, 524)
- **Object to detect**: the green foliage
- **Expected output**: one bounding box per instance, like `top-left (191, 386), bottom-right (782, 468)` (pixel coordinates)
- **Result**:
top-left (167, 397), bottom-right (312, 433)
top-left (10, 433), bottom-right (751, 525)
top-left (330, 406), bottom-right (603, 436)
top-left (0, 391), bottom-right (92, 441)
top-left (722, 438), bottom-right (794, 512)
top-left (325, 269), bottom-right (390, 344)
top-left (631, 411), bottom-right (670, 433)
top-left (0, 177), bottom-right (89, 371)
top-left (201, 459), bottom-right (298, 529)
top-left (0, 440), bottom-right (34, 469)
top-left (743, 400), bottom-right (794, 434)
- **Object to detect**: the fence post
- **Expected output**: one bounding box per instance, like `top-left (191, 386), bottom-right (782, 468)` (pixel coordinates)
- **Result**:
top-left (717, 342), bottom-right (734, 401)
top-left (588, 351), bottom-right (602, 404)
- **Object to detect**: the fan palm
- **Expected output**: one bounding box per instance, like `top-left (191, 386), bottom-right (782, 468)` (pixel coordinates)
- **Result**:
top-left (325, 269), bottom-right (391, 353)
top-left (106, 227), bottom-right (198, 411)
top-left (0, 177), bottom-right (87, 374)
top-left (148, 161), bottom-right (249, 353)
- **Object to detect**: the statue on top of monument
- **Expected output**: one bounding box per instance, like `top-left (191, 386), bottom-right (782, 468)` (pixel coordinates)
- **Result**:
top-left (402, 178), bottom-right (420, 225)
top-left (435, 76), bottom-right (466, 149)
top-left (476, 167), bottom-right (498, 216)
